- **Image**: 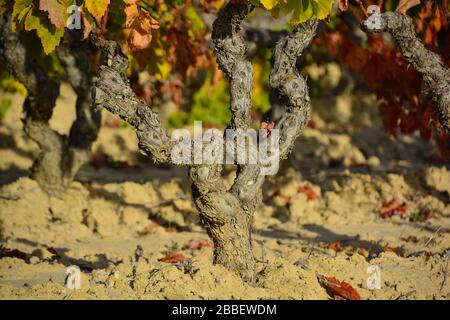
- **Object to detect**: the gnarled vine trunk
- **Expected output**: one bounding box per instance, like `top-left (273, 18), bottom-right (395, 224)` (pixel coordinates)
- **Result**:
top-left (0, 14), bottom-right (100, 195)
top-left (91, 2), bottom-right (317, 281)
top-left (362, 10), bottom-right (450, 133)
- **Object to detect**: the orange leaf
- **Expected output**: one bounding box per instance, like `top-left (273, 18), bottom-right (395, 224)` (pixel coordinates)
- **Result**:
top-left (124, 4), bottom-right (159, 52)
top-left (317, 274), bottom-right (362, 300)
top-left (328, 241), bottom-right (343, 252)
top-left (297, 185), bottom-right (319, 201)
top-left (379, 200), bottom-right (407, 219)
top-left (158, 253), bottom-right (185, 264)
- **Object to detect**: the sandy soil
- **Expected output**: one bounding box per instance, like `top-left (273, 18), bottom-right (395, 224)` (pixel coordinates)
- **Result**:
top-left (0, 79), bottom-right (449, 300)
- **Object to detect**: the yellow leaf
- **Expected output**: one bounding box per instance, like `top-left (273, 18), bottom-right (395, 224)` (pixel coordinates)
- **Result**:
top-left (85, 0), bottom-right (110, 20)
top-left (260, 0), bottom-right (280, 10)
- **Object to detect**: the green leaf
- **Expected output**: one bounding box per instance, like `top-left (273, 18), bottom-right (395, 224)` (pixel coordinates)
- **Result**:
top-left (284, 0), bottom-right (314, 24)
top-left (254, 0), bottom-right (334, 24)
top-left (24, 9), bottom-right (64, 54)
top-left (12, 0), bottom-right (64, 54)
top-left (312, 0), bottom-right (334, 20)
top-left (12, 0), bottom-right (34, 31)
top-left (260, 0), bottom-right (279, 10)
top-left (85, 0), bottom-right (110, 20)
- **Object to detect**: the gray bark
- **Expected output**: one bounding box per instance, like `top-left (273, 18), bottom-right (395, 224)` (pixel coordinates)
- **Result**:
top-left (56, 30), bottom-right (101, 180)
top-left (362, 11), bottom-right (450, 133)
top-left (91, 3), bottom-right (317, 281)
top-left (0, 14), bottom-right (99, 195)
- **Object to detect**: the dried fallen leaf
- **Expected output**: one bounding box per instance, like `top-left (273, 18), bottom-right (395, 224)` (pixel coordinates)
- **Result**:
top-left (158, 252), bottom-right (185, 264)
top-left (297, 185), bottom-right (319, 201)
top-left (328, 240), bottom-right (343, 253)
top-left (183, 239), bottom-right (214, 250)
top-left (317, 274), bottom-right (362, 300)
top-left (379, 200), bottom-right (407, 219)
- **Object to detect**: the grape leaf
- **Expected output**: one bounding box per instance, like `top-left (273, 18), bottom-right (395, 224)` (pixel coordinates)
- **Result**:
top-left (24, 9), bottom-right (64, 54)
top-left (12, 0), bottom-right (34, 31)
top-left (85, 0), bottom-right (110, 20)
top-left (124, 4), bottom-right (159, 51)
top-left (39, 0), bottom-right (68, 28)
top-left (12, 0), bottom-right (64, 54)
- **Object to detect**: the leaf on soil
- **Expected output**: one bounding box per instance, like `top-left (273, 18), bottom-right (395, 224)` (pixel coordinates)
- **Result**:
top-left (317, 274), bottom-right (362, 300)
top-left (328, 240), bottom-right (342, 252)
top-left (379, 200), bottom-right (407, 219)
top-left (158, 252), bottom-right (185, 264)
top-left (183, 239), bottom-right (214, 250)
top-left (297, 185), bottom-right (319, 201)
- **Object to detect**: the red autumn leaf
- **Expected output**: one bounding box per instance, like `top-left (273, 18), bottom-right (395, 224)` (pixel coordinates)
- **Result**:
top-left (328, 241), bottom-right (343, 252)
top-left (158, 252), bottom-right (185, 264)
top-left (379, 200), bottom-right (407, 219)
top-left (183, 239), bottom-right (214, 250)
top-left (297, 185), bottom-right (319, 201)
top-left (317, 274), bottom-right (362, 300)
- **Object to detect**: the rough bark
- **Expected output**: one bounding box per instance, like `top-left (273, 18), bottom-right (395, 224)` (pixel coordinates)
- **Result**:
top-left (0, 14), bottom-right (64, 194)
top-left (56, 29), bottom-right (101, 180)
top-left (91, 3), bottom-right (317, 282)
top-left (271, 19), bottom-right (318, 160)
top-left (0, 14), bottom-right (100, 195)
top-left (91, 34), bottom-right (173, 163)
top-left (361, 11), bottom-right (450, 133)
